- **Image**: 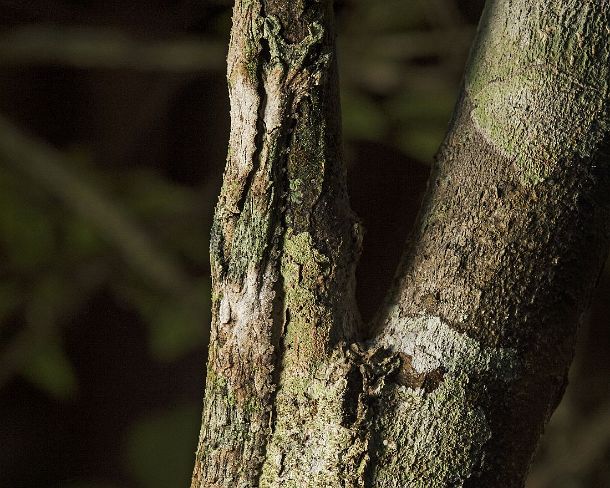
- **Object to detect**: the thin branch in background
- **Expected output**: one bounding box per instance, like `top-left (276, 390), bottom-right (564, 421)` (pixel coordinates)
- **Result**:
top-left (0, 25), bottom-right (226, 72)
top-left (0, 0), bottom-right (73, 20)
top-left (0, 114), bottom-right (191, 296)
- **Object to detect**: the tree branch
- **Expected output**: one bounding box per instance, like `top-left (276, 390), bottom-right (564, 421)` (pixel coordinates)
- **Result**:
top-left (373, 0), bottom-right (610, 485)
top-left (191, 1), bottom-right (361, 485)
top-left (192, 1), bottom-right (610, 486)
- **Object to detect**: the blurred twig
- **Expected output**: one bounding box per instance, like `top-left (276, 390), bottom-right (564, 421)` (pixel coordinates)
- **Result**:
top-left (0, 25), bottom-right (225, 72)
top-left (0, 114), bottom-right (191, 296)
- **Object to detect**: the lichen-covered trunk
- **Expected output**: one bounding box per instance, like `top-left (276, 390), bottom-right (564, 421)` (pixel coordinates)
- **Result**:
top-left (191, 1), bottom-right (363, 486)
top-left (192, 1), bottom-right (610, 487)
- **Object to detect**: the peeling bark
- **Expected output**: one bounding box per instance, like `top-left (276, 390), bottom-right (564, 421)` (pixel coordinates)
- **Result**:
top-left (192, 1), bottom-right (610, 487)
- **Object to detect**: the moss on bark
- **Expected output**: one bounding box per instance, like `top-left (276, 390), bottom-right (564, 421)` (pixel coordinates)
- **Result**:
top-left (192, 1), bottom-right (610, 486)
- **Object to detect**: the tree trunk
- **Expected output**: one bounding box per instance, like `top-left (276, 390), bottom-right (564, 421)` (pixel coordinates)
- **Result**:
top-left (191, 1), bottom-right (610, 487)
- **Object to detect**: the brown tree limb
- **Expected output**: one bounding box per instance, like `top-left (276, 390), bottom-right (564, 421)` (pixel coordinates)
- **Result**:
top-left (192, 1), bottom-right (610, 486)
top-left (373, 0), bottom-right (610, 485)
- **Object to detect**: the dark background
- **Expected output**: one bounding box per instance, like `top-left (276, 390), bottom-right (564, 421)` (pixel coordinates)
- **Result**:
top-left (0, 1), bottom-right (608, 487)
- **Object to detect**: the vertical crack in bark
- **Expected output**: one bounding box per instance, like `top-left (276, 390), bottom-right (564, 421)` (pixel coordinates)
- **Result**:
top-left (234, 43), bottom-right (268, 218)
top-left (251, 9), bottom-right (295, 480)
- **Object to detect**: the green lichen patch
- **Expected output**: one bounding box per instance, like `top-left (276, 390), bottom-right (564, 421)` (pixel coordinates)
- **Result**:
top-left (470, 68), bottom-right (607, 186)
top-left (284, 229), bottom-right (328, 267)
top-left (259, 350), bottom-right (369, 487)
top-left (371, 372), bottom-right (492, 486)
top-left (288, 178), bottom-right (304, 205)
top-left (465, 0), bottom-right (610, 186)
top-left (281, 229), bottom-right (332, 364)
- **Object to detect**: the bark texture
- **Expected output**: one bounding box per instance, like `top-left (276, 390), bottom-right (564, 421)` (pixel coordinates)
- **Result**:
top-left (191, 1), bottom-right (362, 486)
top-left (192, 1), bottom-right (610, 486)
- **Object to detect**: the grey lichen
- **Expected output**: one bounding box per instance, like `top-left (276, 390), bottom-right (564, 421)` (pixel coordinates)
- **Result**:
top-left (377, 311), bottom-right (519, 380)
top-left (259, 350), bottom-right (367, 487)
top-left (368, 312), bottom-right (521, 486)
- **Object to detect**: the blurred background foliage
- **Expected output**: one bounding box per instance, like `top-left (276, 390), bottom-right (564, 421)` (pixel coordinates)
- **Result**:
top-left (0, 1), bottom-right (608, 487)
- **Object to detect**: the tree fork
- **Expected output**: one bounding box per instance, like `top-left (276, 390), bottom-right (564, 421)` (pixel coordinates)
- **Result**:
top-left (192, 1), bottom-right (610, 486)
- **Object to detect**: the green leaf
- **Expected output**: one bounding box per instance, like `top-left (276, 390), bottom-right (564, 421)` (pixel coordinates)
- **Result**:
top-left (18, 275), bottom-right (78, 399)
top-left (21, 338), bottom-right (77, 400)
top-left (395, 125), bottom-right (447, 163)
top-left (63, 217), bottom-right (107, 259)
top-left (341, 90), bottom-right (388, 141)
top-left (147, 290), bottom-right (210, 362)
top-left (124, 404), bottom-right (200, 488)
top-left (0, 177), bottom-right (56, 271)
top-left (119, 279), bottom-right (211, 362)
top-left (119, 171), bottom-right (211, 266)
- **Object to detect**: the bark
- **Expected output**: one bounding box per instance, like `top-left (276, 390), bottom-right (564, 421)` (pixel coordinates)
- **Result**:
top-left (192, 1), bottom-right (610, 487)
